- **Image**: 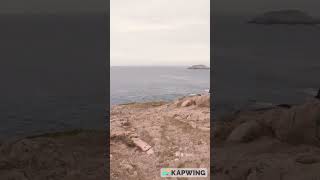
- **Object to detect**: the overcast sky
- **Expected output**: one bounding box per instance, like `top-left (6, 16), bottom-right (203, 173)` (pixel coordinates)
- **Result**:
top-left (111, 0), bottom-right (210, 66)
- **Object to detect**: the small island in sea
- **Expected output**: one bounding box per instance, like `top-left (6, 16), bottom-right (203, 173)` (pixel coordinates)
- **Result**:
top-left (248, 9), bottom-right (320, 25)
top-left (187, 64), bottom-right (210, 70)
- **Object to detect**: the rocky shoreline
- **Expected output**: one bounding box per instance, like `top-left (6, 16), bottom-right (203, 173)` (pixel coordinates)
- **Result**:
top-left (2, 94), bottom-right (318, 179)
top-left (213, 98), bottom-right (320, 180)
top-left (0, 95), bottom-right (210, 180)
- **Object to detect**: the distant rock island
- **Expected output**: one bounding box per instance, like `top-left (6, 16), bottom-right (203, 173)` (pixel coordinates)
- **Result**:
top-left (188, 65), bottom-right (209, 70)
top-left (248, 10), bottom-right (320, 25)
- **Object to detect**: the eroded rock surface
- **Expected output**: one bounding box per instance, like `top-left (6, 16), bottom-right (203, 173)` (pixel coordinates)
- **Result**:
top-left (111, 95), bottom-right (210, 180)
top-left (0, 130), bottom-right (106, 180)
top-left (213, 98), bottom-right (320, 180)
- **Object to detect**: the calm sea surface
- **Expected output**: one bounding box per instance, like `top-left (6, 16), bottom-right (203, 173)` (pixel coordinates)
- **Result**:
top-left (4, 13), bottom-right (319, 137)
top-left (214, 15), bottom-right (320, 115)
top-left (111, 66), bottom-right (210, 105)
top-left (0, 14), bottom-right (107, 138)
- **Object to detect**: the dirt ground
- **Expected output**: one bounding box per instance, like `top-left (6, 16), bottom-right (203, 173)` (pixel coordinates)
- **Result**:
top-left (0, 130), bottom-right (107, 180)
top-left (110, 95), bottom-right (211, 180)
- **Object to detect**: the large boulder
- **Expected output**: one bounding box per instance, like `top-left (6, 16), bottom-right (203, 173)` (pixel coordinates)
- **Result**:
top-left (193, 95), bottom-right (210, 107)
top-left (223, 99), bottom-right (320, 145)
top-left (177, 95), bottom-right (210, 108)
top-left (181, 99), bottom-right (196, 107)
top-left (227, 121), bottom-right (263, 142)
top-left (272, 99), bottom-right (320, 146)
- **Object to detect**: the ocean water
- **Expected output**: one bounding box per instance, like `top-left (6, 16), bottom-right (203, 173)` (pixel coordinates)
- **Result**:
top-left (0, 14), bottom-right (107, 138)
top-left (214, 15), bottom-right (320, 115)
top-left (111, 66), bottom-right (210, 105)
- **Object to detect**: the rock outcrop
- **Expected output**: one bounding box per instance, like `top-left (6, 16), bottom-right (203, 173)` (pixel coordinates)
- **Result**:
top-left (111, 95), bottom-right (210, 179)
top-left (227, 120), bottom-right (262, 142)
top-left (0, 130), bottom-right (106, 180)
top-left (213, 98), bottom-right (320, 180)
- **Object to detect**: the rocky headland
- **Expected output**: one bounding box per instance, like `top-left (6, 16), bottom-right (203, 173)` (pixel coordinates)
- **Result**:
top-left (3, 94), bottom-right (319, 179)
top-left (213, 98), bottom-right (320, 180)
top-left (0, 95), bottom-right (210, 180)
top-left (248, 10), bottom-right (320, 25)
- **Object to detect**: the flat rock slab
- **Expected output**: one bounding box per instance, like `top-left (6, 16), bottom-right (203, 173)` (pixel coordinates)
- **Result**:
top-left (131, 138), bottom-right (152, 152)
